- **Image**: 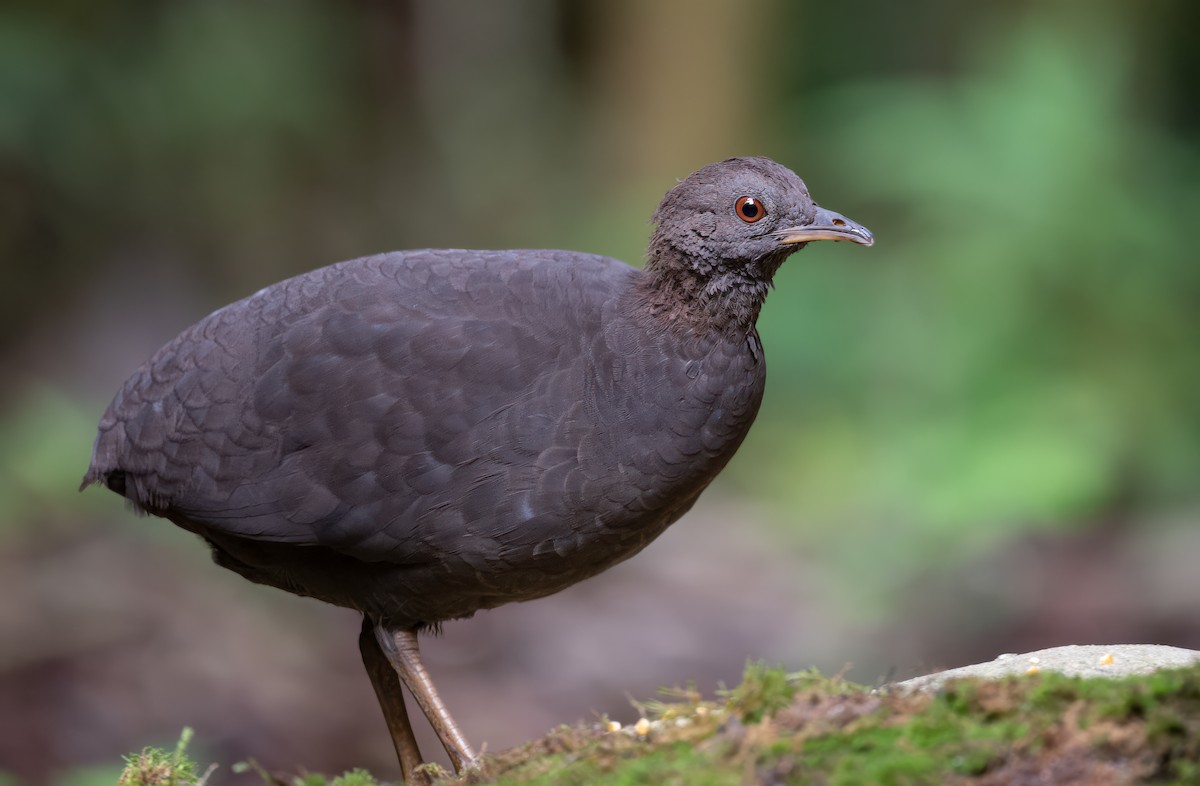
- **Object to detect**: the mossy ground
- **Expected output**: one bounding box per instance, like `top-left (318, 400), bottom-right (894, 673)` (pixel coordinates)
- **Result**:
top-left (122, 663), bottom-right (1200, 786)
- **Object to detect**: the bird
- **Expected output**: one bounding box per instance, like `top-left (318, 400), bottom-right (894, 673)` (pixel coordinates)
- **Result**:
top-left (82, 156), bottom-right (872, 783)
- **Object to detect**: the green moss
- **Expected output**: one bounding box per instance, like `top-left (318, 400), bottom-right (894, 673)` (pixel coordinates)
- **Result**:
top-left (117, 728), bottom-right (205, 786)
top-left (722, 661), bottom-right (801, 723)
top-left (117, 664), bottom-right (1200, 785)
top-left (234, 761), bottom-right (383, 786)
top-left (494, 743), bottom-right (739, 786)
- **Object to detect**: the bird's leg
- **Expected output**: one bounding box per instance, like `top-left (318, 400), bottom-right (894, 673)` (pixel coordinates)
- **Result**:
top-left (358, 617), bottom-right (429, 785)
top-left (375, 624), bottom-right (477, 774)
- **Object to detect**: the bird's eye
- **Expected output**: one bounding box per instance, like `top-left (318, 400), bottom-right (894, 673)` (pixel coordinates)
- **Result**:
top-left (735, 196), bottom-right (766, 223)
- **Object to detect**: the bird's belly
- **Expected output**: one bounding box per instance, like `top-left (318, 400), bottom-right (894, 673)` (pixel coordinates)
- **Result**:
top-left (198, 486), bottom-right (698, 627)
top-left (480, 494), bottom-right (700, 603)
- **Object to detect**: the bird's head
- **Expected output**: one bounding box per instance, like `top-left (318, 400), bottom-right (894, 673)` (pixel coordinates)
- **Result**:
top-left (647, 156), bottom-right (873, 284)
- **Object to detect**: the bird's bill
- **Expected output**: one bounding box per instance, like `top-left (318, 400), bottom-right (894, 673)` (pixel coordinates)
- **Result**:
top-left (775, 206), bottom-right (874, 247)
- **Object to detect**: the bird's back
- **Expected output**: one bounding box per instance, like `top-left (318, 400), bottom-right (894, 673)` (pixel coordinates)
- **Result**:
top-left (84, 248), bottom-right (765, 624)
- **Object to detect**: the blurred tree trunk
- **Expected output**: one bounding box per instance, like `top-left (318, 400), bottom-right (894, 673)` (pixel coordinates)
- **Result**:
top-left (588, 0), bottom-right (770, 182)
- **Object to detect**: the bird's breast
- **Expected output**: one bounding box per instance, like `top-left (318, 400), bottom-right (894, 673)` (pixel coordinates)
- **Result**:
top-left (452, 328), bottom-right (767, 607)
top-left (572, 326), bottom-right (766, 522)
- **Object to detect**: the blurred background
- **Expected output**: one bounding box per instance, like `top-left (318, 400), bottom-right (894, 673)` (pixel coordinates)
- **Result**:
top-left (2, 0), bottom-right (1198, 782)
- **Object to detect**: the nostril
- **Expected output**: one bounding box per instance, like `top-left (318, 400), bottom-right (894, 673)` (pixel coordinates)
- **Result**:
top-left (832, 218), bottom-right (846, 227)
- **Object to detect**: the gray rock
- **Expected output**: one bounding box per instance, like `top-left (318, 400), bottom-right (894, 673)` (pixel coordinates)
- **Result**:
top-left (896, 644), bottom-right (1200, 692)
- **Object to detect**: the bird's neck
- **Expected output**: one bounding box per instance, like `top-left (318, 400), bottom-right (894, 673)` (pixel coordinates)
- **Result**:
top-left (631, 248), bottom-right (785, 337)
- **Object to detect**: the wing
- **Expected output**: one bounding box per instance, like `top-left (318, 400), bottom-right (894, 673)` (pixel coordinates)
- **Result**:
top-left (83, 248), bottom-right (636, 561)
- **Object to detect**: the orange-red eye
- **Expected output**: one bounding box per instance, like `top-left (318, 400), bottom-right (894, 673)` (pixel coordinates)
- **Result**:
top-left (735, 196), bottom-right (766, 223)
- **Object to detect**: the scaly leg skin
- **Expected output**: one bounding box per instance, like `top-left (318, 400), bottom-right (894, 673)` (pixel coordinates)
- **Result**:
top-left (359, 617), bottom-right (429, 785)
top-left (375, 624), bottom-right (478, 774)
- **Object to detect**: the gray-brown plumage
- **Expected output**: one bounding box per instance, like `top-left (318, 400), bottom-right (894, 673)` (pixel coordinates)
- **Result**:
top-left (82, 156), bottom-right (872, 782)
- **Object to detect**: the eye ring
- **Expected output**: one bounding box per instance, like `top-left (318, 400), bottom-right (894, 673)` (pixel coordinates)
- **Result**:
top-left (735, 196), bottom-right (766, 223)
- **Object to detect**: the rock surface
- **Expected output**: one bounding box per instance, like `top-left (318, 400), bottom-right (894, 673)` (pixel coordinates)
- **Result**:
top-left (897, 644), bottom-right (1200, 691)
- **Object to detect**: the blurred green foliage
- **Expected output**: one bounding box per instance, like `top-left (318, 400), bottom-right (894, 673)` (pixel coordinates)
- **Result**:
top-left (0, 386), bottom-right (105, 528)
top-left (746, 8), bottom-right (1200, 606)
top-left (55, 765), bottom-right (126, 786)
top-left (0, 0), bottom-right (359, 314)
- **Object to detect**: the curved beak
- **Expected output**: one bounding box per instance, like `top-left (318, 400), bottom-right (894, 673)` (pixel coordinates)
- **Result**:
top-left (775, 205), bottom-right (874, 247)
